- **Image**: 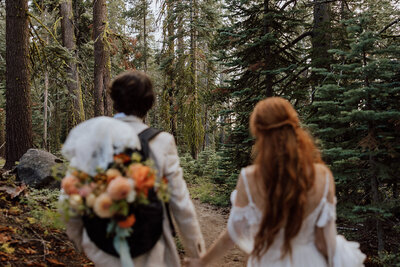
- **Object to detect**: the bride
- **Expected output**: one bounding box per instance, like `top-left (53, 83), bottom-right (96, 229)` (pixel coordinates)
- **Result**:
top-left (185, 97), bottom-right (365, 267)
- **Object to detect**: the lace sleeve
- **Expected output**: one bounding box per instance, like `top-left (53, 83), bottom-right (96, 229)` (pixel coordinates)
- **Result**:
top-left (227, 190), bottom-right (261, 255)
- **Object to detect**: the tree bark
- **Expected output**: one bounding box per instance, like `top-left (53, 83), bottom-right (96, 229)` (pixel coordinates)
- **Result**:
top-left (263, 0), bottom-right (273, 97)
top-left (311, 0), bottom-right (331, 87)
top-left (43, 62), bottom-right (49, 150)
top-left (103, 53), bottom-right (112, 116)
top-left (93, 0), bottom-right (107, 116)
top-left (4, 0), bottom-right (33, 169)
top-left (0, 110), bottom-right (5, 158)
top-left (60, 0), bottom-right (85, 125)
top-left (143, 0), bottom-right (148, 72)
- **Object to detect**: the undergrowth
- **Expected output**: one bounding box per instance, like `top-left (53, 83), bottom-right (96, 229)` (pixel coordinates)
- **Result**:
top-left (180, 149), bottom-right (230, 206)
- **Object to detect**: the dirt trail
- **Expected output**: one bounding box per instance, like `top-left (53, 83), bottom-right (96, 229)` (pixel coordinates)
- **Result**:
top-left (193, 199), bottom-right (246, 267)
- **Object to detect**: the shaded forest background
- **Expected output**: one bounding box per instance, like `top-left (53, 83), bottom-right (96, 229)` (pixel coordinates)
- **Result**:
top-left (0, 0), bottom-right (399, 265)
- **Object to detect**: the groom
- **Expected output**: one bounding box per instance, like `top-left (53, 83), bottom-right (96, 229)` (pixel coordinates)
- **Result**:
top-left (109, 70), bottom-right (205, 266)
top-left (65, 70), bottom-right (205, 266)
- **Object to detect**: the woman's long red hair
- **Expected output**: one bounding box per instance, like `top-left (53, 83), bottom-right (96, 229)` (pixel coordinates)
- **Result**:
top-left (250, 97), bottom-right (322, 258)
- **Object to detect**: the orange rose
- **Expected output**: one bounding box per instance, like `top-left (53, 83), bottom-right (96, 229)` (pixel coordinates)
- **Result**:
top-left (114, 153), bottom-right (131, 164)
top-left (133, 166), bottom-right (155, 194)
top-left (126, 163), bottom-right (143, 179)
top-left (118, 214), bottom-right (136, 228)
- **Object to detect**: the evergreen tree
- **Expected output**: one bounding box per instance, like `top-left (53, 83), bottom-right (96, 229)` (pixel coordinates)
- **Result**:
top-left (215, 0), bottom-right (311, 187)
top-left (310, 13), bottom-right (400, 254)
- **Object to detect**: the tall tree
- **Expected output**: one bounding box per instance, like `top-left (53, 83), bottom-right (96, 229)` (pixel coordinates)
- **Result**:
top-left (93, 0), bottom-right (108, 116)
top-left (311, 0), bottom-right (331, 92)
top-left (4, 0), bottom-right (33, 169)
top-left (60, 0), bottom-right (85, 125)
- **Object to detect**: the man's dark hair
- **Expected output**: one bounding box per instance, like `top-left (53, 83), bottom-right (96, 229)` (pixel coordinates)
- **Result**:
top-left (109, 71), bottom-right (155, 118)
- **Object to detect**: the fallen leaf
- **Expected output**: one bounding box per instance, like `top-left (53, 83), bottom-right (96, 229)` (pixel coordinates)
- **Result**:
top-left (27, 217), bottom-right (36, 224)
top-left (0, 184), bottom-right (26, 198)
top-left (19, 246), bottom-right (37, 255)
top-left (0, 250), bottom-right (17, 261)
top-left (24, 261), bottom-right (46, 267)
top-left (0, 242), bottom-right (15, 254)
top-left (8, 206), bottom-right (21, 215)
top-left (0, 225), bottom-right (16, 233)
top-left (0, 233), bottom-right (11, 243)
top-left (46, 258), bottom-right (66, 266)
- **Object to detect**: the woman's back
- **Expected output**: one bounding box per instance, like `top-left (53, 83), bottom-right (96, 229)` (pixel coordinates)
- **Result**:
top-left (228, 163), bottom-right (335, 266)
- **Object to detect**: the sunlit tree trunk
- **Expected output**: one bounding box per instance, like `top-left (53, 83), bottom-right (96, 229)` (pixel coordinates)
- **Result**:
top-left (4, 0), bottom-right (33, 169)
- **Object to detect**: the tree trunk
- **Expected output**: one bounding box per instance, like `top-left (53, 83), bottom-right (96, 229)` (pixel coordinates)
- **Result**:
top-left (43, 64), bottom-right (49, 150)
top-left (4, 0), bottom-right (33, 169)
top-left (311, 0), bottom-right (331, 88)
top-left (143, 0), bottom-right (148, 72)
top-left (60, 0), bottom-right (85, 125)
top-left (166, 0), bottom-right (176, 136)
top-left (103, 53), bottom-right (112, 116)
top-left (263, 0), bottom-right (273, 97)
top-left (93, 0), bottom-right (107, 116)
top-left (190, 0), bottom-right (197, 95)
top-left (0, 110), bottom-right (5, 158)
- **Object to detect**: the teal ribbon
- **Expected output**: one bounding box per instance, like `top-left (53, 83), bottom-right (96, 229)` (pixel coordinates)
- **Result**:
top-left (109, 223), bottom-right (134, 267)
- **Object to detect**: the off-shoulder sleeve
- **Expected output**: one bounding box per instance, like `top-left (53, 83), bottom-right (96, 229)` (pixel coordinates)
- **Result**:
top-left (227, 190), bottom-right (261, 255)
top-left (316, 198), bottom-right (365, 267)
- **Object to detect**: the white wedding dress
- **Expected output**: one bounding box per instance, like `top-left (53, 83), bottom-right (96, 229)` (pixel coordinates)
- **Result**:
top-left (227, 169), bottom-right (366, 267)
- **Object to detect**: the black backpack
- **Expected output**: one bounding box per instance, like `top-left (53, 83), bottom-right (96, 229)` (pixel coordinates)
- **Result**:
top-left (82, 127), bottom-right (174, 258)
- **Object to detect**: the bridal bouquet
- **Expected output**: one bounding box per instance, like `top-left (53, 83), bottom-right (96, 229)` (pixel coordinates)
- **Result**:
top-left (60, 150), bottom-right (170, 229)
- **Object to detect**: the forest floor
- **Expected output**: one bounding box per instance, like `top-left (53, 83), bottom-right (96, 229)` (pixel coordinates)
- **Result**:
top-left (0, 168), bottom-right (245, 266)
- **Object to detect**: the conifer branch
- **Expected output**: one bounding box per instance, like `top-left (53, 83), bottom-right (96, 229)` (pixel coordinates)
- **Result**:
top-left (27, 11), bottom-right (61, 46)
top-left (280, 0), bottom-right (297, 11)
top-left (378, 18), bottom-right (400, 35)
top-left (278, 31), bottom-right (313, 54)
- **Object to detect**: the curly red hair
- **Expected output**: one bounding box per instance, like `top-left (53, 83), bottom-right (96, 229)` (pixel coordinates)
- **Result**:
top-left (250, 97), bottom-right (322, 258)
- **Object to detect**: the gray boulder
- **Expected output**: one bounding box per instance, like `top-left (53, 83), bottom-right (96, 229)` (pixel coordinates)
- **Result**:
top-left (16, 149), bottom-right (63, 189)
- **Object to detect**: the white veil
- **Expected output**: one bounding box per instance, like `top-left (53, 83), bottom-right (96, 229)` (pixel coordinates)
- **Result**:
top-left (62, 116), bottom-right (140, 176)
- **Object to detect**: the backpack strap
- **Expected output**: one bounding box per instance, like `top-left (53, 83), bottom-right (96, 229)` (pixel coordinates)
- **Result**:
top-left (138, 127), bottom-right (161, 160)
top-left (138, 127), bottom-right (176, 237)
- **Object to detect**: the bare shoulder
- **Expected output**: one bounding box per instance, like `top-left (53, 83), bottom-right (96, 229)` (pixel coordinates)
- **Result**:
top-left (314, 163), bottom-right (335, 202)
top-left (234, 166), bottom-right (253, 207)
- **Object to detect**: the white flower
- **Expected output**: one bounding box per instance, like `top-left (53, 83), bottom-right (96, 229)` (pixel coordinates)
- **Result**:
top-left (126, 190), bottom-right (136, 203)
top-left (69, 194), bottom-right (83, 210)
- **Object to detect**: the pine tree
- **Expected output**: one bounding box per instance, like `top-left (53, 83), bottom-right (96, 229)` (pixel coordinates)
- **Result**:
top-left (310, 13), bottom-right (400, 254)
top-left (215, 0), bottom-right (311, 187)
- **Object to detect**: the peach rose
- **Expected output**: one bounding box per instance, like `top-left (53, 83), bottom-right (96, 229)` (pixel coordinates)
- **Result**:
top-left (107, 176), bottom-right (133, 201)
top-left (93, 193), bottom-right (114, 218)
top-left (61, 175), bottom-right (79, 195)
top-left (106, 168), bottom-right (122, 183)
top-left (78, 184), bottom-right (92, 197)
top-left (86, 193), bottom-right (96, 208)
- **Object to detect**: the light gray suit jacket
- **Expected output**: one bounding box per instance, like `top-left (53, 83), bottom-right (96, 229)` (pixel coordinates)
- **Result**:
top-left (65, 115), bottom-right (205, 267)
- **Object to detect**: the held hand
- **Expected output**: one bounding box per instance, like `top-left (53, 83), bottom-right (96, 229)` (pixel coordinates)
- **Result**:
top-left (183, 257), bottom-right (205, 267)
